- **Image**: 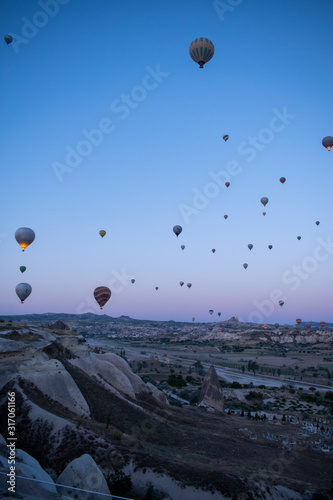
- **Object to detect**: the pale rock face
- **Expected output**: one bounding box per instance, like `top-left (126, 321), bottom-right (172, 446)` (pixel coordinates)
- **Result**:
top-left (69, 353), bottom-right (137, 399)
top-left (57, 453), bottom-right (111, 496)
top-left (198, 365), bottom-right (224, 413)
top-left (146, 382), bottom-right (169, 404)
top-left (19, 358), bottom-right (90, 417)
top-left (0, 445), bottom-right (58, 498)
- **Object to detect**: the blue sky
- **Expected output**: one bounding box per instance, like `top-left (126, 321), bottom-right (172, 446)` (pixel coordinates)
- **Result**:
top-left (1, 0), bottom-right (333, 324)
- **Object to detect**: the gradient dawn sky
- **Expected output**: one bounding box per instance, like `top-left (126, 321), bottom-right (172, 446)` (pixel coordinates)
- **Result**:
top-left (1, 0), bottom-right (332, 324)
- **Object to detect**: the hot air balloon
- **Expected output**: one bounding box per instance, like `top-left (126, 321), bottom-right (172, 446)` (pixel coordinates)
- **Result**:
top-left (99, 230), bottom-right (106, 238)
top-left (279, 177), bottom-right (286, 184)
top-left (131, 279), bottom-right (135, 284)
top-left (268, 245), bottom-right (273, 250)
top-left (322, 136), bottom-right (333, 151)
top-left (94, 286), bottom-right (111, 309)
top-left (19, 266), bottom-right (26, 273)
top-left (155, 287), bottom-right (159, 291)
top-left (207, 325), bottom-right (213, 332)
top-left (220, 325), bottom-right (225, 332)
top-left (223, 134), bottom-right (229, 142)
top-left (263, 324), bottom-right (268, 329)
top-left (173, 225), bottom-right (182, 237)
top-left (224, 215), bottom-right (228, 220)
top-left (181, 245), bottom-right (185, 250)
top-left (15, 227), bottom-right (35, 252)
top-left (243, 263), bottom-right (248, 269)
top-left (209, 310), bottom-right (213, 315)
top-left (217, 312), bottom-right (221, 317)
top-left (315, 221), bottom-right (320, 226)
top-left (320, 321), bottom-right (326, 328)
top-left (305, 322), bottom-right (311, 330)
top-left (94, 286), bottom-right (111, 307)
top-left (192, 317), bottom-right (195, 321)
top-left (296, 318), bottom-right (301, 325)
top-left (225, 182), bottom-right (230, 188)
top-left (179, 281), bottom-right (184, 287)
top-left (279, 300), bottom-right (284, 307)
top-left (274, 323), bottom-right (279, 328)
top-left (212, 248), bottom-right (216, 253)
top-left (189, 37), bottom-right (214, 68)
top-left (187, 283), bottom-right (192, 289)
top-left (262, 212), bottom-right (266, 216)
top-left (4, 35), bottom-right (13, 45)
top-left (16, 283), bottom-right (32, 304)
top-left (261, 197), bottom-right (268, 207)
top-left (297, 236), bottom-right (301, 240)
top-left (248, 244), bottom-right (253, 250)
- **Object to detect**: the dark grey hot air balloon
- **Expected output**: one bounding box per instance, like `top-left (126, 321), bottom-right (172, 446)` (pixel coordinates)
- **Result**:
top-left (173, 225), bottom-right (182, 237)
top-left (260, 197), bottom-right (268, 207)
top-left (322, 136), bottom-right (333, 151)
top-left (189, 38), bottom-right (214, 68)
top-left (15, 227), bottom-right (35, 251)
top-left (4, 35), bottom-right (13, 45)
top-left (248, 244), bottom-right (253, 250)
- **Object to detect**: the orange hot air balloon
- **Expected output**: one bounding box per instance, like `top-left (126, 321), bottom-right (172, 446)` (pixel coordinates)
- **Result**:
top-left (296, 318), bottom-right (301, 325)
top-left (320, 321), bottom-right (326, 328)
top-left (263, 324), bottom-right (268, 329)
top-left (94, 286), bottom-right (111, 309)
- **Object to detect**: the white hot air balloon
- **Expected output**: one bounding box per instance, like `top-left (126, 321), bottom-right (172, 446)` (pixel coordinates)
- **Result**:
top-left (16, 283), bottom-right (32, 303)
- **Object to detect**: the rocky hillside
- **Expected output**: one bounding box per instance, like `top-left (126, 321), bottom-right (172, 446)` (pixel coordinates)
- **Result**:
top-left (0, 320), bottom-right (332, 499)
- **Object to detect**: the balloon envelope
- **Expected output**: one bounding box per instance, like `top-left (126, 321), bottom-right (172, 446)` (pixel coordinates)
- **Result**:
top-left (173, 225), bottom-right (182, 237)
top-left (248, 244), bottom-right (253, 250)
top-left (179, 281), bottom-right (184, 286)
top-left (297, 236), bottom-right (301, 240)
top-left (279, 300), bottom-right (284, 307)
top-left (93, 286), bottom-right (111, 309)
top-left (131, 279), bottom-right (135, 284)
top-left (217, 312), bottom-right (221, 316)
top-left (187, 283), bottom-right (192, 288)
top-left (296, 318), bottom-right (301, 325)
top-left (19, 266), bottom-right (26, 273)
top-left (16, 283), bottom-right (32, 303)
top-left (15, 227), bottom-right (35, 251)
top-left (192, 317), bottom-right (195, 321)
top-left (212, 249), bottom-right (216, 253)
top-left (224, 215), bottom-right (228, 219)
top-left (209, 310), bottom-right (213, 315)
top-left (320, 321), bottom-right (326, 328)
top-left (99, 230), bottom-right (106, 238)
top-left (243, 263), bottom-right (248, 269)
top-left (223, 134), bottom-right (229, 141)
top-left (4, 35), bottom-right (13, 45)
top-left (268, 245), bottom-right (273, 250)
top-left (189, 37), bottom-right (214, 68)
top-left (279, 177), bottom-right (286, 184)
top-left (322, 136), bottom-right (333, 151)
top-left (181, 245), bottom-right (185, 250)
top-left (315, 221), bottom-right (320, 226)
top-left (225, 182), bottom-right (230, 188)
top-left (260, 197), bottom-right (268, 207)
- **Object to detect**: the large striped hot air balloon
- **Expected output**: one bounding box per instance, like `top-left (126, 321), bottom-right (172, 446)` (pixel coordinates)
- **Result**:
top-left (16, 283), bottom-right (32, 304)
top-left (93, 286), bottom-right (111, 309)
top-left (15, 227), bottom-right (35, 251)
top-left (189, 38), bottom-right (214, 68)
